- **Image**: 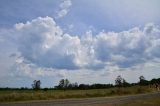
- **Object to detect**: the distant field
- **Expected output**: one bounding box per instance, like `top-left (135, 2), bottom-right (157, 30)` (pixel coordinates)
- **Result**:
top-left (0, 86), bottom-right (157, 103)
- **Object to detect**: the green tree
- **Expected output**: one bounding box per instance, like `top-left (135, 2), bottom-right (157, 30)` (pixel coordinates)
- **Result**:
top-left (139, 76), bottom-right (149, 86)
top-left (115, 75), bottom-right (123, 87)
top-left (123, 79), bottom-right (130, 87)
top-left (32, 80), bottom-right (41, 90)
top-left (58, 79), bottom-right (70, 90)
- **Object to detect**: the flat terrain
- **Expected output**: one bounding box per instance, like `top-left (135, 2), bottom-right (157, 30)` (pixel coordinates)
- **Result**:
top-left (0, 92), bottom-right (160, 106)
top-left (0, 86), bottom-right (155, 102)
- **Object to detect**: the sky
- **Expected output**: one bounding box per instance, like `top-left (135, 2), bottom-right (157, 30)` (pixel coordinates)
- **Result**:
top-left (0, 0), bottom-right (160, 88)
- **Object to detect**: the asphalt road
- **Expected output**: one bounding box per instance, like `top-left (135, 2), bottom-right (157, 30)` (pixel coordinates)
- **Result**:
top-left (0, 93), bottom-right (160, 106)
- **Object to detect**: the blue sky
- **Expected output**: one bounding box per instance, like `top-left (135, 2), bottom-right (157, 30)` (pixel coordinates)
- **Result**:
top-left (0, 0), bottom-right (160, 88)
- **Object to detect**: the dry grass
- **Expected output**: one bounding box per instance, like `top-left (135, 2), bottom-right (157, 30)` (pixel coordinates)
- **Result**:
top-left (0, 86), bottom-right (156, 103)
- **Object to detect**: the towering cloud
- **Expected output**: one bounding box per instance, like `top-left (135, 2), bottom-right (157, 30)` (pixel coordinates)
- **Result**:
top-left (6, 17), bottom-right (159, 71)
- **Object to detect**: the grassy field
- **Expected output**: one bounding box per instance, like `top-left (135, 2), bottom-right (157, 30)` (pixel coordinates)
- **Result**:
top-left (0, 86), bottom-right (157, 103)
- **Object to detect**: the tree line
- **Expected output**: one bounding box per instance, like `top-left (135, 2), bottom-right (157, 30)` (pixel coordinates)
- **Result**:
top-left (53, 75), bottom-right (160, 90)
top-left (0, 75), bottom-right (159, 90)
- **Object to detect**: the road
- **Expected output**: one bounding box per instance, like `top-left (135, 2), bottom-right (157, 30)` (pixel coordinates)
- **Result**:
top-left (0, 93), bottom-right (160, 106)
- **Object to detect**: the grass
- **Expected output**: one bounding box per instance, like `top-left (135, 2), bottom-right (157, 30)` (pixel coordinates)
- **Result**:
top-left (0, 86), bottom-right (157, 103)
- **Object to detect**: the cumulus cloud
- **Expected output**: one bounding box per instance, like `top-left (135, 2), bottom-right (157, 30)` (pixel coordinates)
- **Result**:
top-left (5, 17), bottom-right (160, 72)
top-left (13, 17), bottom-right (98, 70)
top-left (56, 0), bottom-right (72, 18)
top-left (1, 16), bottom-right (160, 86)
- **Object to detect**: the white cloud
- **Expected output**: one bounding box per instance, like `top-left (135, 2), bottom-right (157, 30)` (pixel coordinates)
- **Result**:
top-left (56, 0), bottom-right (72, 18)
top-left (13, 17), bottom-right (93, 70)
top-left (1, 16), bottom-right (160, 87)
top-left (4, 17), bottom-right (160, 71)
